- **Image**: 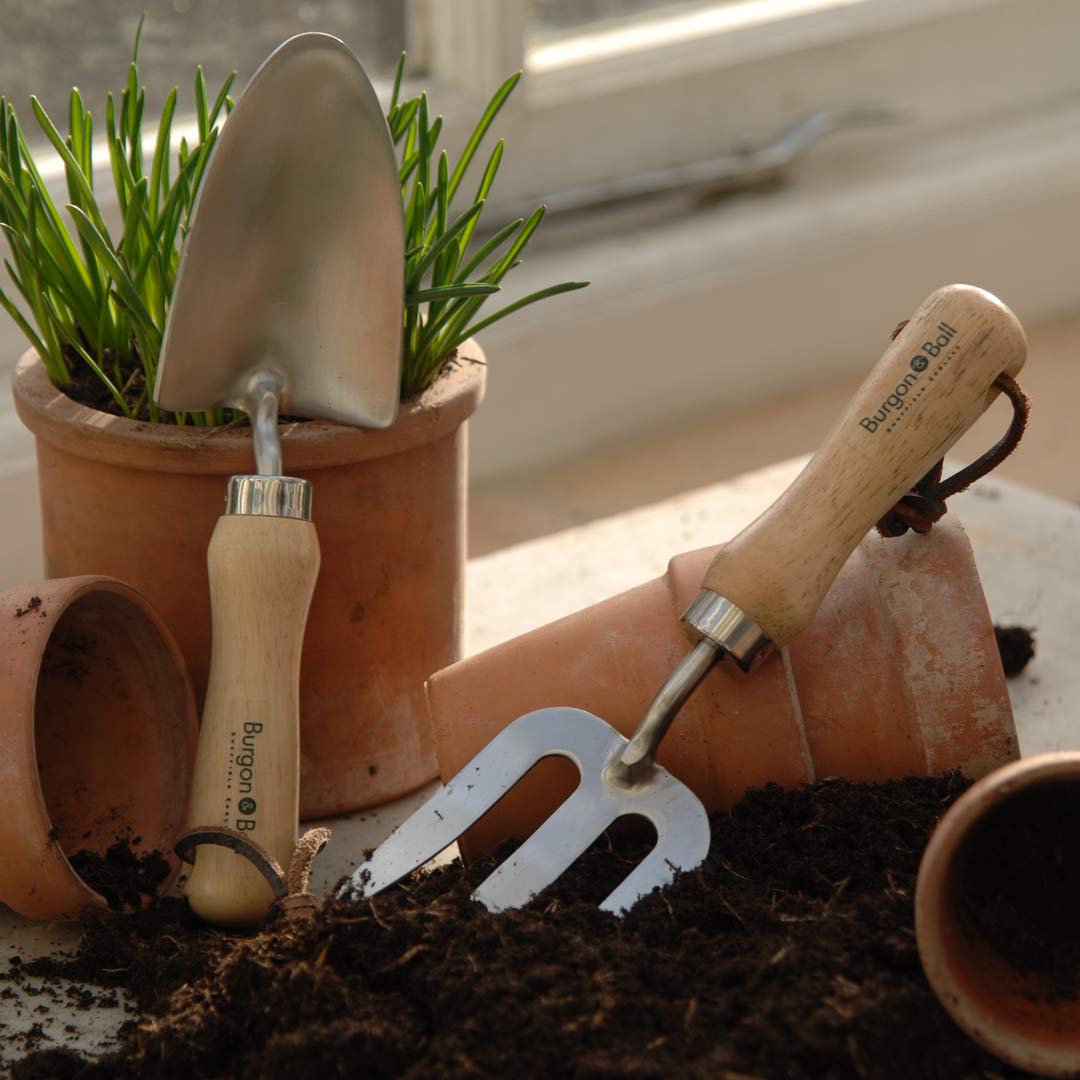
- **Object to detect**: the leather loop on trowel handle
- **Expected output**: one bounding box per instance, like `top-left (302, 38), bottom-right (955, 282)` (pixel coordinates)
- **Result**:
top-left (700, 284), bottom-right (1026, 647)
top-left (183, 513), bottom-right (320, 927)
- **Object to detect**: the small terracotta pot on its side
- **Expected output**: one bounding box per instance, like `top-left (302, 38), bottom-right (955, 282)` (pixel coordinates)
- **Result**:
top-left (0, 576), bottom-right (198, 920)
top-left (13, 348), bottom-right (485, 818)
top-left (916, 753), bottom-right (1080, 1078)
top-left (427, 515), bottom-right (1018, 859)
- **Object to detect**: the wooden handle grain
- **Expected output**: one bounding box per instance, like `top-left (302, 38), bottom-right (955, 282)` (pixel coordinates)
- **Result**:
top-left (701, 284), bottom-right (1026, 646)
top-left (183, 513), bottom-right (320, 927)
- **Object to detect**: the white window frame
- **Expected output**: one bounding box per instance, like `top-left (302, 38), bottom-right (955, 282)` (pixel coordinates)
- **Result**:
top-left (412, 0), bottom-right (1080, 216)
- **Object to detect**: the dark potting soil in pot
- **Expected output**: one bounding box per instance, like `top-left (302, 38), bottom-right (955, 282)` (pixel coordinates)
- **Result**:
top-left (56, 346), bottom-right (462, 421)
top-left (4, 775), bottom-right (1046, 1080)
top-left (61, 351), bottom-right (143, 417)
top-left (959, 780), bottom-right (1080, 1000)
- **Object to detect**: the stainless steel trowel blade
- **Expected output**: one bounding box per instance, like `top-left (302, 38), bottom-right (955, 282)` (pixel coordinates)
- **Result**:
top-left (154, 32), bottom-right (403, 426)
top-left (341, 707), bottom-right (711, 914)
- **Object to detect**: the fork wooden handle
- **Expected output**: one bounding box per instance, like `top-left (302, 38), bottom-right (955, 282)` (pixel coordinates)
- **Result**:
top-left (701, 284), bottom-right (1026, 646)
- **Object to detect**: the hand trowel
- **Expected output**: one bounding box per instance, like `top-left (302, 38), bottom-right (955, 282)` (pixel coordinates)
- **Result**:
top-left (154, 33), bottom-right (403, 926)
top-left (344, 284), bottom-right (1026, 915)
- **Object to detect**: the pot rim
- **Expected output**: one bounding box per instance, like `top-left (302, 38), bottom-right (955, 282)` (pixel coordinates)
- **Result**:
top-left (0, 575), bottom-right (198, 918)
top-left (12, 344), bottom-right (486, 474)
top-left (916, 751), bottom-right (1080, 1077)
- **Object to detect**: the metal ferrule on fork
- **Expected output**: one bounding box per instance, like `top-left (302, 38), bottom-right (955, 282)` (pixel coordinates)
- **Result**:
top-left (610, 589), bottom-right (773, 784)
top-left (681, 588), bottom-right (773, 672)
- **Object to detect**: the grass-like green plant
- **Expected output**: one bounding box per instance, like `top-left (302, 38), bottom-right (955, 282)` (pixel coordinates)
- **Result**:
top-left (0, 37), bottom-right (587, 421)
top-left (0, 22), bottom-right (234, 424)
top-left (387, 55), bottom-right (588, 397)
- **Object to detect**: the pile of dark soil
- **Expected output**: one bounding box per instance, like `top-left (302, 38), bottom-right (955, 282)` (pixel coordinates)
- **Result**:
top-left (4, 775), bottom-right (1043, 1079)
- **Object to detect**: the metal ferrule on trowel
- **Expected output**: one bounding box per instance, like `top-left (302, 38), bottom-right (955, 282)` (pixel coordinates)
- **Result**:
top-left (225, 371), bottom-right (312, 522)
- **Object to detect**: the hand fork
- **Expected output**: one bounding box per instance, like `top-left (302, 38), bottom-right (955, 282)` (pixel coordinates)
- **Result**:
top-left (343, 284), bottom-right (1027, 914)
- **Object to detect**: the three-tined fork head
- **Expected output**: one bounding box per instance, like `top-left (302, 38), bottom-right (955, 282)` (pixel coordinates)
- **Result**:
top-left (340, 706), bottom-right (711, 914)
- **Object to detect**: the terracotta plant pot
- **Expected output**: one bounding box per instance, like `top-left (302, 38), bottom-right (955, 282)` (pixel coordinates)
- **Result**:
top-left (0, 576), bottom-right (198, 920)
top-left (916, 753), bottom-right (1080, 1079)
top-left (13, 348), bottom-right (485, 818)
top-left (427, 515), bottom-right (1017, 859)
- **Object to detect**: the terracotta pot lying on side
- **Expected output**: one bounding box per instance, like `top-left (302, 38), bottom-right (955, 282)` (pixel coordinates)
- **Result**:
top-left (0, 577), bottom-right (198, 920)
top-left (12, 348), bottom-right (485, 819)
top-left (917, 753), bottom-right (1080, 1079)
top-left (427, 514), bottom-right (1018, 859)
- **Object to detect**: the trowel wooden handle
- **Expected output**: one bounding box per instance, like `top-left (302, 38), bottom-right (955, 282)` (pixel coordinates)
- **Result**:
top-left (184, 513), bottom-right (320, 927)
top-left (702, 284), bottom-right (1026, 646)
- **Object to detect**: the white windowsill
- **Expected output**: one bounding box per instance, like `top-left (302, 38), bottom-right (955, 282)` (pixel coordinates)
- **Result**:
top-left (464, 92), bottom-right (1080, 480)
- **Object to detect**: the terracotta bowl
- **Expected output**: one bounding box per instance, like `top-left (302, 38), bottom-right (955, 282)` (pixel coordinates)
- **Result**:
top-left (917, 753), bottom-right (1080, 1078)
top-left (0, 577), bottom-right (198, 920)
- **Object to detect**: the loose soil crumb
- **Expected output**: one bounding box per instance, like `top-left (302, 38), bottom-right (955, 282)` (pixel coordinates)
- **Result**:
top-left (14, 595), bottom-right (43, 618)
top-left (5, 776), bottom-right (1041, 1079)
top-left (995, 624), bottom-right (1036, 677)
top-left (66, 841), bottom-right (172, 913)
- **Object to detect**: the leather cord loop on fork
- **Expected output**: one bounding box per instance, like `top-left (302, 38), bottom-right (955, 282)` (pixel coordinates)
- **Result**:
top-left (175, 825), bottom-right (332, 918)
top-left (876, 373), bottom-right (1028, 537)
top-left (876, 320), bottom-right (1030, 538)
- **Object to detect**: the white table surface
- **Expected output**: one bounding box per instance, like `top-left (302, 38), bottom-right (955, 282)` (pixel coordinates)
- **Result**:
top-left (3, 458), bottom-right (1078, 1061)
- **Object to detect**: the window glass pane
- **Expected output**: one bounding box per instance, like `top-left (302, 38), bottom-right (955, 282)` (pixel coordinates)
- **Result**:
top-left (1, 0), bottom-right (406, 125)
top-left (529, 0), bottom-right (733, 44)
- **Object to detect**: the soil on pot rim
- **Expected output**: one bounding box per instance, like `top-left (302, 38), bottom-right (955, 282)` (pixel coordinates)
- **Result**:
top-left (4, 774), bottom-right (1044, 1079)
top-left (13, 595), bottom-right (44, 618)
